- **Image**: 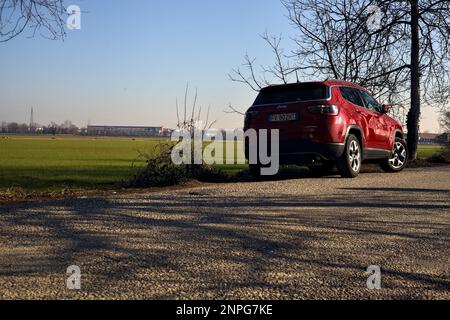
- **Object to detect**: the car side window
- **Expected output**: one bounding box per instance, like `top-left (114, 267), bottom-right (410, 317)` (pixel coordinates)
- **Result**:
top-left (359, 90), bottom-right (381, 113)
top-left (340, 87), bottom-right (365, 108)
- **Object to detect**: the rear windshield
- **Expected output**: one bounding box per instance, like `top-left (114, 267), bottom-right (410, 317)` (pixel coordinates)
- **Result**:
top-left (253, 83), bottom-right (330, 105)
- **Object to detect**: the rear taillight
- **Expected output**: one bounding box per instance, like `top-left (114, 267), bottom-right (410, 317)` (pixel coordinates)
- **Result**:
top-left (307, 104), bottom-right (339, 115)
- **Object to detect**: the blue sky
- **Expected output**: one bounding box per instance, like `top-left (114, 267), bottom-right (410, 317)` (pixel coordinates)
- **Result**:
top-left (0, 0), bottom-right (441, 131)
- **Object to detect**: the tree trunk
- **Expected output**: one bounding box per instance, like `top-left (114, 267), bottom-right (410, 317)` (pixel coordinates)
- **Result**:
top-left (407, 0), bottom-right (421, 160)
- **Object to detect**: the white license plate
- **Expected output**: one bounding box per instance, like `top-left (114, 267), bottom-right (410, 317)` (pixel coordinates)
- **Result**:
top-left (268, 113), bottom-right (298, 122)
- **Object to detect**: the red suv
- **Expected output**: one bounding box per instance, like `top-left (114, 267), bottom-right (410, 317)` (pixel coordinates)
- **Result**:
top-left (244, 80), bottom-right (408, 178)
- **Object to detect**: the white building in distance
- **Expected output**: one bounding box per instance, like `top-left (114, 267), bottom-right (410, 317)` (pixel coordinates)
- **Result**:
top-left (87, 125), bottom-right (163, 137)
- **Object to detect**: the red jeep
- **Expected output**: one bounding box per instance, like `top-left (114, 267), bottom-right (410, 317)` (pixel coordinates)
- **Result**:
top-left (244, 80), bottom-right (408, 178)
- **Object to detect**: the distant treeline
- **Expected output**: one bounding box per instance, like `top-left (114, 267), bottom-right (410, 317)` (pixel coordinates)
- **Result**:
top-left (0, 121), bottom-right (83, 135)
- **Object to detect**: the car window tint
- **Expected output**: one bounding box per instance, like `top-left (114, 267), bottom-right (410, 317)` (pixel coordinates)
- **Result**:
top-left (359, 90), bottom-right (381, 112)
top-left (340, 87), bottom-right (364, 107)
top-left (254, 83), bottom-right (329, 105)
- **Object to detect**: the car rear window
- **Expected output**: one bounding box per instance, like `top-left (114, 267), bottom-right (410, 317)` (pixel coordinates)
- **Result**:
top-left (253, 83), bottom-right (330, 105)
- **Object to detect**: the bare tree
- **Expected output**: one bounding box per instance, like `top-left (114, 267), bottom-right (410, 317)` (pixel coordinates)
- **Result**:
top-left (231, 0), bottom-right (450, 160)
top-left (441, 111), bottom-right (450, 134)
top-left (176, 83), bottom-right (216, 137)
top-left (174, 83), bottom-right (218, 174)
top-left (229, 32), bottom-right (294, 92)
top-left (0, 0), bottom-right (66, 42)
top-left (6, 122), bottom-right (19, 133)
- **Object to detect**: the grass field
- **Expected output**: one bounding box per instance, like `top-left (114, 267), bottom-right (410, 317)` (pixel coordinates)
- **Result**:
top-left (0, 135), bottom-right (246, 193)
top-left (414, 144), bottom-right (445, 158)
top-left (0, 135), bottom-right (152, 192)
top-left (0, 135), bottom-right (445, 194)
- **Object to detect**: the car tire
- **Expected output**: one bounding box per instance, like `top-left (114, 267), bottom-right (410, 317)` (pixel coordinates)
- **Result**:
top-left (380, 138), bottom-right (408, 172)
top-left (337, 134), bottom-right (362, 178)
top-left (309, 161), bottom-right (335, 177)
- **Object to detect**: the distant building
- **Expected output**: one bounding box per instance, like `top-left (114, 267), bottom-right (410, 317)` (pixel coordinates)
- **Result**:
top-left (87, 125), bottom-right (163, 137)
top-left (419, 132), bottom-right (450, 145)
top-left (161, 128), bottom-right (174, 137)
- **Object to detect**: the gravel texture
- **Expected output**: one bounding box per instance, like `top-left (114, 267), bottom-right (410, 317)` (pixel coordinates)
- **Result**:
top-left (0, 166), bottom-right (449, 300)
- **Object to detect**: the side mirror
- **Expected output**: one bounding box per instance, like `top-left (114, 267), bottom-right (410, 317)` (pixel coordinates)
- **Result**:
top-left (381, 104), bottom-right (391, 114)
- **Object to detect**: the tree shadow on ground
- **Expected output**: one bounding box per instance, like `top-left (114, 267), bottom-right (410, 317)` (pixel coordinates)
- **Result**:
top-left (0, 182), bottom-right (449, 299)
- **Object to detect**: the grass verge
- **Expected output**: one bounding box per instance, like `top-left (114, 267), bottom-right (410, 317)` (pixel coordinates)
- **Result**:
top-left (0, 135), bottom-right (448, 201)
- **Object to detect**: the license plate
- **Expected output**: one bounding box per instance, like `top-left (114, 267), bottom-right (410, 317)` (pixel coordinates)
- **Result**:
top-left (268, 113), bottom-right (298, 122)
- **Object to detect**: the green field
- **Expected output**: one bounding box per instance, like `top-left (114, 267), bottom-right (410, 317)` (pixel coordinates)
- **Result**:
top-left (0, 136), bottom-right (150, 192)
top-left (0, 135), bottom-right (445, 194)
top-left (414, 144), bottom-right (445, 159)
top-left (0, 135), bottom-right (246, 193)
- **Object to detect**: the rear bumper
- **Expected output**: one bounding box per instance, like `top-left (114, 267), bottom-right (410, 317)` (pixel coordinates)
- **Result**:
top-left (245, 139), bottom-right (345, 165)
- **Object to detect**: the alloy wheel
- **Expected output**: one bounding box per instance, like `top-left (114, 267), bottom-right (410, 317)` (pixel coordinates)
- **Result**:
top-left (389, 141), bottom-right (407, 169)
top-left (348, 140), bottom-right (361, 172)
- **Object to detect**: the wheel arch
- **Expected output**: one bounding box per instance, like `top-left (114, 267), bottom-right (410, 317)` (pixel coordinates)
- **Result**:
top-left (391, 129), bottom-right (405, 150)
top-left (345, 125), bottom-right (365, 151)
top-left (394, 130), bottom-right (404, 140)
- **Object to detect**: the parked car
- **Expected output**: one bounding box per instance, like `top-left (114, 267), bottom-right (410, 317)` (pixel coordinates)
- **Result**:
top-left (244, 80), bottom-right (408, 178)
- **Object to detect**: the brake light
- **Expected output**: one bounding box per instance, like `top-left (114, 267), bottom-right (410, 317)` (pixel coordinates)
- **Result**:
top-left (307, 104), bottom-right (339, 115)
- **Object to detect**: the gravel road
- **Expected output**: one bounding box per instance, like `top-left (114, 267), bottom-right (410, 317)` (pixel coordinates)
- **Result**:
top-left (0, 166), bottom-right (449, 300)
